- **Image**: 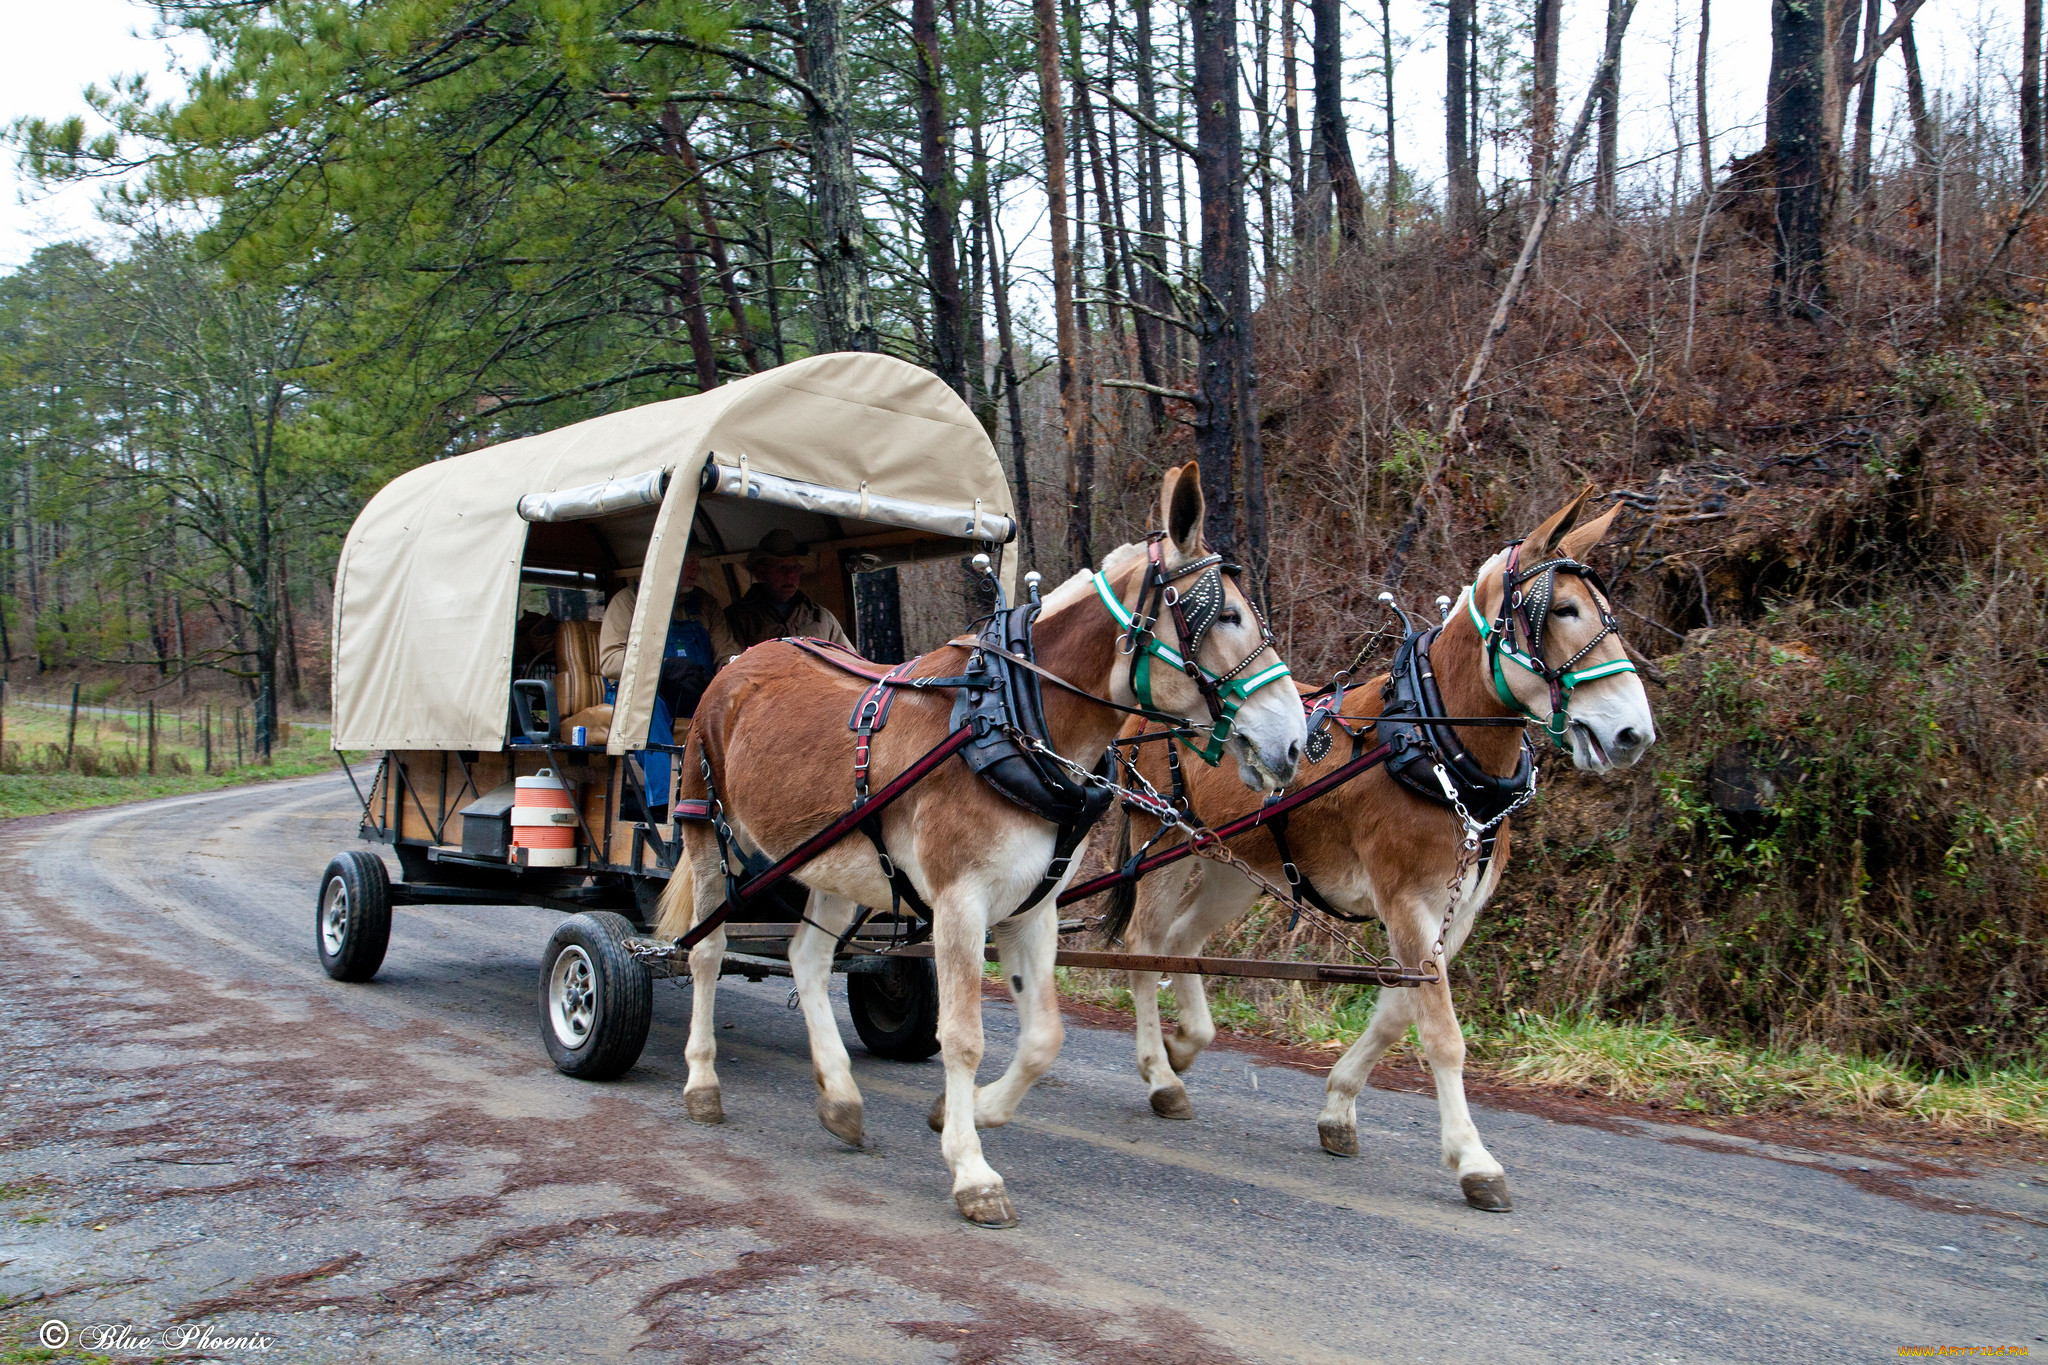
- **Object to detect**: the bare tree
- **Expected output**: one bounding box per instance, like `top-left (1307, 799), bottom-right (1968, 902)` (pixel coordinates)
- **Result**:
top-left (1446, 0), bottom-right (1479, 233)
top-left (1596, 0), bottom-right (1624, 217)
top-left (804, 0), bottom-right (874, 351)
top-left (1532, 0), bottom-right (1562, 193)
top-left (2025, 0), bottom-right (2043, 191)
top-left (912, 0), bottom-right (965, 395)
top-left (1031, 0), bottom-right (1085, 568)
top-left (1311, 0), bottom-right (1367, 242)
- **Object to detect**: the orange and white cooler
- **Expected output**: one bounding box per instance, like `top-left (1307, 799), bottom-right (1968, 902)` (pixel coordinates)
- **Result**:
top-left (512, 771), bottom-right (579, 867)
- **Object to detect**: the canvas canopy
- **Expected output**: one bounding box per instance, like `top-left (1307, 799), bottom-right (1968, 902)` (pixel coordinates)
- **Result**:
top-left (331, 352), bottom-right (1016, 754)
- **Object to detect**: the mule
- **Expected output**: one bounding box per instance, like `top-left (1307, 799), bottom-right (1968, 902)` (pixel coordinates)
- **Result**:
top-left (1101, 490), bottom-right (1656, 1211)
top-left (655, 463), bottom-right (1308, 1227)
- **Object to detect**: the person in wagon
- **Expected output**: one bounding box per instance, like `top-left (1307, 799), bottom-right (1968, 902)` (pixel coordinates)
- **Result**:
top-left (597, 551), bottom-right (741, 720)
top-left (723, 528), bottom-right (851, 650)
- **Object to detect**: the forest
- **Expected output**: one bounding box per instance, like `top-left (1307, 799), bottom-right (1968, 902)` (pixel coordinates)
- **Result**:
top-left (2, 0), bottom-right (2044, 1071)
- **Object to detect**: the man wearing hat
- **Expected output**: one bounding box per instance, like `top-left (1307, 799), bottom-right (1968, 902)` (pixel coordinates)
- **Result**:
top-left (724, 528), bottom-right (852, 650)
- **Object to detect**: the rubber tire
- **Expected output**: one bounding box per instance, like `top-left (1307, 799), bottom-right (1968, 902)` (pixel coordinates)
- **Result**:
top-left (540, 911), bottom-right (653, 1080)
top-left (848, 956), bottom-right (942, 1061)
top-left (316, 851), bottom-right (392, 983)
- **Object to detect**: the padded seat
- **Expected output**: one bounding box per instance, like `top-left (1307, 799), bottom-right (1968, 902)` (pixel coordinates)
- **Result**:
top-left (554, 620), bottom-right (612, 740)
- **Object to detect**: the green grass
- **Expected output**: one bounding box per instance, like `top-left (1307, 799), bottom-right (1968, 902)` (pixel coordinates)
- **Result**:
top-left (0, 695), bottom-right (336, 820)
top-left (1470, 1012), bottom-right (2048, 1137)
top-left (1051, 964), bottom-right (2048, 1138)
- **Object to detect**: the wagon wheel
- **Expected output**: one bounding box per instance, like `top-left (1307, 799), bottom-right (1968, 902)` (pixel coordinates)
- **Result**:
top-left (847, 956), bottom-right (941, 1061)
top-left (539, 912), bottom-right (653, 1080)
top-left (316, 851), bottom-right (392, 983)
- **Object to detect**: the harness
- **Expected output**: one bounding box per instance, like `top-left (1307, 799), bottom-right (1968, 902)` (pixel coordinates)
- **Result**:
top-left (1093, 535), bottom-right (1294, 764)
top-left (1470, 541), bottom-right (1637, 750)
top-left (675, 545), bottom-right (1265, 953)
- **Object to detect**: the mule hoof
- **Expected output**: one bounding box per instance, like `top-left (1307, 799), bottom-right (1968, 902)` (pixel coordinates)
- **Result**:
top-left (1317, 1119), bottom-right (1358, 1157)
top-left (1149, 1087), bottom-right (1195, 1120)
top-left (685, 1089), bottom-right (725, 1125)
top-left (1460, 1173), bottom-right (1514, 1212)
top-left (818, 1097), bottom-right (864, 1148)
top-left (926, 1093), bottom-right (946, 1133)
top-left (955, 1185), bottom-right (1018, 1229)
top-left (1164, 1035), bottom-right (1203, 1074)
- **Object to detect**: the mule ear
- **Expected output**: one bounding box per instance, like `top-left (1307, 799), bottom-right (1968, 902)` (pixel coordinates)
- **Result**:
top-left (1524, 485), bottom-right (1595, 559)
top-left (1556, 503), bottom-right (1621, 562)
top-left (1161, 460), bottom-right (1206, 557)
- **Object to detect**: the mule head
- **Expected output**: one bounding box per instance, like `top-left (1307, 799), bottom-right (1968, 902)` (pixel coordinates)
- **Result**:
top-left (1468, 488), bottom-right (1657, 774)
top-left (1124, 462), bottom-right (1305, 793)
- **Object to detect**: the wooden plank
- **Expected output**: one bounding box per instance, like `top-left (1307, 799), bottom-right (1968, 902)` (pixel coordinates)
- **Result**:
top-left (879, 944), bottom-right (1431, 987)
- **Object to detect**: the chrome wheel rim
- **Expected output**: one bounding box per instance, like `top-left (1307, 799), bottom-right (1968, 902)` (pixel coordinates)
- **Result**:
top-left (320, 877), bottom-right (350, 957)
top-left (549, 945), bottom-right (597, 1048)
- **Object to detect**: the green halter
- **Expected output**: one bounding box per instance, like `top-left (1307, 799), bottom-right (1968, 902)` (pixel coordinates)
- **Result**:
top-left (1466, 545), bottom-right (1638, 751)
top-left (1093, 562), bottom-right (1293, 765)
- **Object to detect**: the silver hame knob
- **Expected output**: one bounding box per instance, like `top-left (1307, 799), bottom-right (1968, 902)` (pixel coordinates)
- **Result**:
top-left (1436, 595), bottom-right (1453, 618)
top-left (1376, 591), bottom-right (1395, 604)
top-left (1024, 570), bottom-right (1043, 588)
top-left (972, 553), bottom-right (992, 573)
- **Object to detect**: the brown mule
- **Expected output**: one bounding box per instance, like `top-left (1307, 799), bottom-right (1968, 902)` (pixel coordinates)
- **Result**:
top-left (655, 463), bottom-right (1308, 1227)
top-left (1105, 491), bottom-right (1657, 1211)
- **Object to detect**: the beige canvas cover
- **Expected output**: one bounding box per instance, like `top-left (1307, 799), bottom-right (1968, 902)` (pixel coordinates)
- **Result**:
top-left (331, 352), bottom-right (1015, 754)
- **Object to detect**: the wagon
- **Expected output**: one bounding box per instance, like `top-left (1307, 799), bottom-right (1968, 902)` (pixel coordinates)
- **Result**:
top-left (318, 353), bottom-right (1021, 1076)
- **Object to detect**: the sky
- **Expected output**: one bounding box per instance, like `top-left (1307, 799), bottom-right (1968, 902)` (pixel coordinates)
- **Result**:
top-left (0, 0), bottom-right (2015, 275)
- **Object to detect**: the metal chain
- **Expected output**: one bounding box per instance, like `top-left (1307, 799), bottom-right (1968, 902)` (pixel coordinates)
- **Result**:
top-left (1003, 724), bottom-right (1390, 965)
top-left (1420, 757), bottom-right (1541, 975)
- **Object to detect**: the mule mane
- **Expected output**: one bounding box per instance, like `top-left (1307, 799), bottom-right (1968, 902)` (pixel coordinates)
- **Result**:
top-left (1037, 541), bottom-right (1148, 617)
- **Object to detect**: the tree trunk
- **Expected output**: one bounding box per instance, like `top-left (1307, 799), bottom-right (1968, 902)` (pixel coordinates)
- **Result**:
top-left (1446, 0), bottom-right (1478, 233)
top-left (912, 0), bottom-right (965, 395)
top-left (1697, 0), bottom-right (1713, 195)
top-left (1135, 0), bottom-right (1171, 373)
top-left (1068, 94), bottom-right (1097, 570)
top-left (805, 0), bottom-right (874, 352)
top-left (1191, 0), bottom-right (1258, 558)
top-left (1252, 0), bottom-right (1280, 290)
top-left (1033, 0), bottom-right (1085, 571)
top-left (1596, 0), bottom-right (1622, 216)
top-left (1531, 0), bottom-right (1561, 193)
top-left (1282, 0), bottom-right (1305, 242)
top-left (1310, 0), bottom-right (1367, 243)
top-left (1381, 0), bottom-right (1398, 238)
top-left (1850, 0), bottom-right (1882, 209)
top-left (2025, 0), bottom-right (2043, 192)
top-left (1769, 0), bottom-right (1832, 317)
top-left (671, 225), bottom-right (721, 390)
top-left (663, 108), bottom-right (763, 373)
top-left (982, 191), bottom-right (1037, 563)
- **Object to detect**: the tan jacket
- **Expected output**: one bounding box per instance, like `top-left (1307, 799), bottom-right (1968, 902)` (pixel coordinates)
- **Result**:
top-left (723, 585), bottom-right (852, 652)
top-left (597, 586), bottom-right (742, 681)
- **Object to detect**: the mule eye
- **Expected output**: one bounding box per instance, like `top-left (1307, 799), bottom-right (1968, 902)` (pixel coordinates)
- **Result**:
top-left (1553, 604), bottom-right (1579, 619)
top-left (1217, 609), bottom-right (1242, 626)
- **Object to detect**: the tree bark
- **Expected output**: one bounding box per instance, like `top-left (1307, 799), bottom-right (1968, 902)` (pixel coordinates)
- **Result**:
top-left (1445, 0), bottom-right (1478, 233)
top-left (1135, 0), bottom-right (1171, 372)
top-left (1308, 0), bottom-right (1366, 243)
top-left (1697, 0), bottom-right (1713, 195)
top-left (1033, 0), bottom-right (1087, 569)
top-left (912, 0), bottom-right (965, 394)
top-left (1381, 0), bottom-right (1398, 238)
top-left (1768, 0), bottom-right (1832, 317)
top-left (804, 0), bottom-right (874, 351)
top-left (1596, 0), bottom-right (1623, 216)
top-left (1282, 0), bottom-right (1305, 242)
top-left (982, 192), bottom-right (1037, 563)
top-left (671, 225), bottom-right (720, 390)
top-left (1191, 0), bottom-right (1258, 558)
top-left (1850, 0), bottom-right (1882, 209)
top-left (2025, 0), bottom-right (2043, 192)
top-left (662, 106), bottom-right (763, 373)
top-left (1531, 0), bottom-right (1562, 193)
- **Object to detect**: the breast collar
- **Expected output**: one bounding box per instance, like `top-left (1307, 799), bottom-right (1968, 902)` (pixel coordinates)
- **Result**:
top-left (1376, 624), bottom-right (1535, 832)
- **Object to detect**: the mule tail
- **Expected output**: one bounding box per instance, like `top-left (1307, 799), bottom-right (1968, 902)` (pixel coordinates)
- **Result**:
top-left (654, 730), bottom-right (708, 941)
top-left (1095, 806), bottom-right (1138, 947)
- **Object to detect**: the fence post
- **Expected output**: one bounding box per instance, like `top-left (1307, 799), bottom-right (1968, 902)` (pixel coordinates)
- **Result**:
top-left (0, 679), bottom-right (7, 771)
top-left (203, 703), bottom-right (213, 774)
top-left (65, 683), bottom-right (81, 770)
top-left (147, 700), bottom-right (157, 775)
top-left (235, 707), bottom-right (244, 767)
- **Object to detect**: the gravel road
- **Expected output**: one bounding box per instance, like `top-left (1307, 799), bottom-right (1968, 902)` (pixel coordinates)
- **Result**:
top-left (2, 774), bottom-right (2043, 1363)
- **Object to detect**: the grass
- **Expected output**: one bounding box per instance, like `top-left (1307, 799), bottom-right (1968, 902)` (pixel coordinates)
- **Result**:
top-left (0, 693), bottom-right (337, 820)
top-left (1050, 962), bottom-right (2048, 1140)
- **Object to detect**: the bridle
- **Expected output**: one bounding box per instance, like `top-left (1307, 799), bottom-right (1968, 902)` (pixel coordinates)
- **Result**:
top-left (1467, 539), bottom-right (1637, 751)
top-left (1092, 532), bottom-right (1293, 765)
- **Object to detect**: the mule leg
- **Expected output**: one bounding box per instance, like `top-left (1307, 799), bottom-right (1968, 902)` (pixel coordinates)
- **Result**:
top-left (931, 895), bottom-right (1014, 1227)
top-left (665, 852), bottom-right (731, 1126)
top-left (1126, 876), bottom-right (1187, 1118)
top-left (1146, 864), bottom-right (1253, 1119)
top-left (1316, 984), bottom-right (1417, 1157)
top-left (964, 902), bottom-right (1063, 1128)
top-left (790, 892), bottom-right (865, 1147)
